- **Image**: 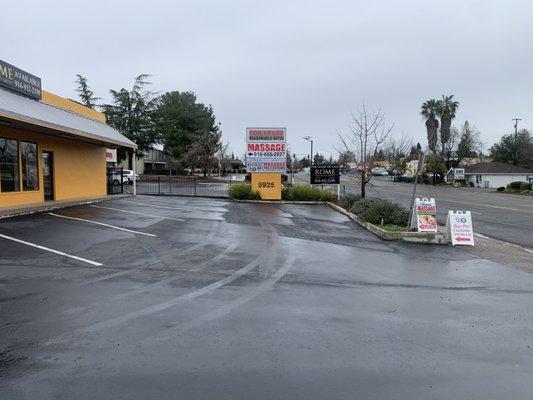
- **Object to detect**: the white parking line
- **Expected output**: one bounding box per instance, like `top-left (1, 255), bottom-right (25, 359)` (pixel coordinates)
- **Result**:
top-left (49, 213), bottom-right (156, 237)
top-left (0, 233), bottom-right (102, 266)
top-left (119, 199), bottom-right (210, 213)
top-left (90, 205), bottom-right (185, 221)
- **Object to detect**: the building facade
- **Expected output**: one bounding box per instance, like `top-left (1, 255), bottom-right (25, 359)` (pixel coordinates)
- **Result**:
top-left (0, 59), bottom-right (135, 209)
top-left (464, 162), bottom-right (533, 188)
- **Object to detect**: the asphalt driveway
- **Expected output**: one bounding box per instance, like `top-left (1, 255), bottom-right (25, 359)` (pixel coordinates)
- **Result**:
top-left (296, 172), bottom-right (533, 248)
top-left (1, 196), bottom-right (532, 399)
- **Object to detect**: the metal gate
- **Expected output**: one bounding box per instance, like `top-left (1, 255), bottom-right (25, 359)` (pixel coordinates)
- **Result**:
top-left (107, 167), bottom-right (124, 195)
top-left (132, 175), bottom-right (230, 198)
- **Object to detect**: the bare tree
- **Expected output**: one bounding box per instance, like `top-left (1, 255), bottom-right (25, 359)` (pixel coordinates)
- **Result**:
top-left (386, 131), bottom-right (413, 162)
top-left (442, 126), bottom-right (460, 167)
top-left (216, 141), bottom-right (230, 175)
top-left (338, 104), bottom-right (394, 197)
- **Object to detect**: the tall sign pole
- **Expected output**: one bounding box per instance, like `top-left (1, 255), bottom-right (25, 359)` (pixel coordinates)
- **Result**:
top-left (407, 151), bottom-right (425, 230)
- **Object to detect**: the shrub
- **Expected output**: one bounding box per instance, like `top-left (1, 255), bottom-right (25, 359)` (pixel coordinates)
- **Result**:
top-left (349, 197), bottom-right (376, 215)
top-left (507, 181), bottom-right (531, 191)
top-left (228, 183), bottom-right (261, 199)
top-left (282, 185), bottom-right (333, 201)
top-left (349, 197), bottom-right (409, 226)
top-left (496, 186), bottom-right (505, 192)
top-left (359, 198), bottom-right (409, 226)
top-left (338, 194), bottom-right (362, 209)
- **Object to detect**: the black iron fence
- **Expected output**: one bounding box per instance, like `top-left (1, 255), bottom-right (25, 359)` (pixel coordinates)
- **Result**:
top-left (107, 167), bottom-right (124, 195)
top-left (125, 175), bottom-right (231, 197)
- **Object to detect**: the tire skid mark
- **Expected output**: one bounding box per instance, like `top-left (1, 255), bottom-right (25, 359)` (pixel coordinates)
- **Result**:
top-left (46, 223), bottom-right (276, 344)
top-left (79, 220), bottom-right (221, 286)
top-left (157, 253), bottom-right (296, 341)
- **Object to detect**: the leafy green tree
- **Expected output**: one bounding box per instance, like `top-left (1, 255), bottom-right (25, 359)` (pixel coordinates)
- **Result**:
top-left (424, 154), bottom-right (447, 177)
top-left (151, 91), bottom-right (221, 175)
top-left (74, 74), bottom-right (101, 109)
top-left (489, 129), bottom-right (533, 168)
top-left (102, 75), bottom-right (159, 164)
top-left (392, 159), bottom-right (407, 177)
top-left (420, 99), bottom-right (441, 154)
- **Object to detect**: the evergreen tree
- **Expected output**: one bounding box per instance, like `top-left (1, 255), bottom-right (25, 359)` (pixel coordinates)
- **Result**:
top-left (102, 75), bottom-right (159, 162)
top-left (74, 74), bottom-right (101, 109)
top-left (457, 121), bottom-right (480, 162)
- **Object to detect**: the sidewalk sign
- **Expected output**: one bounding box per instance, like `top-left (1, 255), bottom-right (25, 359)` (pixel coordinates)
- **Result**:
top-left (410, 198), bottom-right (438, 232)
top-left (445, 211), bottom-right (475, 246)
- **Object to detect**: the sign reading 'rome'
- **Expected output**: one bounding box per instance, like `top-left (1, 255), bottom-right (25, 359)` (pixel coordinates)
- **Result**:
top-left (310, 165), bottom-right (340, 184)
top-left (245, 127), bottom-right (286, 173)
top-left (0, 59), bottom-right (42, 100)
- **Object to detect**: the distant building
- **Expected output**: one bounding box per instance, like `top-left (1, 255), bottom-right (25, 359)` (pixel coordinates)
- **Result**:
top-left (372, 160), bottom-right (391, 169)
top-left (464, 162), bottom-right (533, 188)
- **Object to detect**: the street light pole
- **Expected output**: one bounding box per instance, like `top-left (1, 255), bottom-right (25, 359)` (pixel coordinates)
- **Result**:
top-left (303, 136), bottom-right (314, 166)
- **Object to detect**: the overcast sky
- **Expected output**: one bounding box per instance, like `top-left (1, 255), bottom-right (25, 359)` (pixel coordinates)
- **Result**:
top-left (2, 0), bottom-right (532, 157)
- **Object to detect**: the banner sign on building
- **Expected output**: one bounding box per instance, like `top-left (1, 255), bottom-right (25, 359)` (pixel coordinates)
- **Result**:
top-left (106, 148), bottom-right (117, 163)
top-left (446, 210), bottom-right (475, 246)
top-left (410, 197), bottom-right (438, 232)
top-left (246, 127), bottom-right (286, 173)
top-left (453, 168), bottom-right (465, 180)
top-left (0, 59), bottom-right (42, 100)
top-left (310, 165), bottom-right (340, 184)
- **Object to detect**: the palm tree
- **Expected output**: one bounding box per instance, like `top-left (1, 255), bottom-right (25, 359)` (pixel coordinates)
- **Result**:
top-left (420, 99), bottom-right (441, 154)
top-left (438, 95), bottom-right (459, 146)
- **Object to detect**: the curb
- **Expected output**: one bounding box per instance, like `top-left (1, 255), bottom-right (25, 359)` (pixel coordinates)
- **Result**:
top-left (231, 199), bottom-right (323, 205)
top-left (325, 202), bottom-right (448, 245)
top-left (230, 198), bottom-right (448, 244)
top-left (0, 194), bottom-right (131, 220)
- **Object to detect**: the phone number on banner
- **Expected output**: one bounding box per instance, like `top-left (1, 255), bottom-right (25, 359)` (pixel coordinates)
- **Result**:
top-left (247, 151), bottom-right (286, 157)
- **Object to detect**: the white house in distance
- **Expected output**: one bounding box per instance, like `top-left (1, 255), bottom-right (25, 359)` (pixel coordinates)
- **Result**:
top-left (464, 162), bottom-right (533, 188)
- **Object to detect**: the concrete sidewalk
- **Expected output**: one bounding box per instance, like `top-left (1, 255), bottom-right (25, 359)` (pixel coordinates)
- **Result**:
top-left (0, 194), bottom-right (130, 219)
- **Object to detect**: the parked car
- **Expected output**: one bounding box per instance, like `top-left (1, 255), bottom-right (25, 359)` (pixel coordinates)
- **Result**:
top-left (123, 170), bottom-right (140, 184)
top-left (371, 168), bottom-right (389, 176)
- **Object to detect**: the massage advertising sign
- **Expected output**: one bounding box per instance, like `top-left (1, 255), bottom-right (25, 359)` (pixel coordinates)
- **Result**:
top-left (411, 198), bottom-right (438, 232)
top-left (246, 128), bottom-right (286, 173)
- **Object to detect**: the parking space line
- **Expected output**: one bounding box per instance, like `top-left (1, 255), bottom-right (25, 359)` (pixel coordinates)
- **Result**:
top-left (118, 199), bottom-right (211, 213)
top-left (90, 205), bottom-right (185, 221)
top-left (0, 233), bottom-right (102, 266)
top-left (49, 213), bottom-right (157, 237)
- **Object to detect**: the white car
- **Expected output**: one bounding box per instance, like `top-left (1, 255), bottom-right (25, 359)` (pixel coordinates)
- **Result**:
top-left (122, 170), bottom-right (140, 184)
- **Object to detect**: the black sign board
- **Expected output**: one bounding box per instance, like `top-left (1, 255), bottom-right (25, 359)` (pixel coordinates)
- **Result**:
top-left (310, 165), bottom-right (340, 184)
top-left (0, 59), bottom-right (42, 100)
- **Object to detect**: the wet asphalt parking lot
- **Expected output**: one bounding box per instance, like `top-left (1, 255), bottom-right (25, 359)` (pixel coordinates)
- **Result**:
top-left (0, 196), bottom-right (532, 399)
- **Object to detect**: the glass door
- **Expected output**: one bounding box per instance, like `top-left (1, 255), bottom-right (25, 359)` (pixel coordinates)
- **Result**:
top-left (42, 151), bottom-right (54, 201)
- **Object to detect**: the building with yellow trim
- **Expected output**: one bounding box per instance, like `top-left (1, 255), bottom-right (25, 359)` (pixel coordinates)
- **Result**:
top-left (0, 59), bottom-right (136, 210)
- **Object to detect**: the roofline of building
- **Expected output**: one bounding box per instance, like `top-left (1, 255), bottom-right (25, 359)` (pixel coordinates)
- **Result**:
top-left (0, 109), bottom-right (137, 149)
top-left (464, 172), bottom-right (531, 175)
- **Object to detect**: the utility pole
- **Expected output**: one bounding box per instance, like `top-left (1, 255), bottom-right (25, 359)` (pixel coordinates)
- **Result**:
top-left (303, 136), bottom-right (314, 166)
top-left (512, 118), bottom-right (522, 134)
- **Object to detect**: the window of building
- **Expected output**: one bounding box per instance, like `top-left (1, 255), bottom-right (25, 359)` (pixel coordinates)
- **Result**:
top-left (21, 141), bottom-right (39, 190)
top-left (476, 175), bottom-right (482, 183)
top-left (0, 137), bottom-right (20, 192)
